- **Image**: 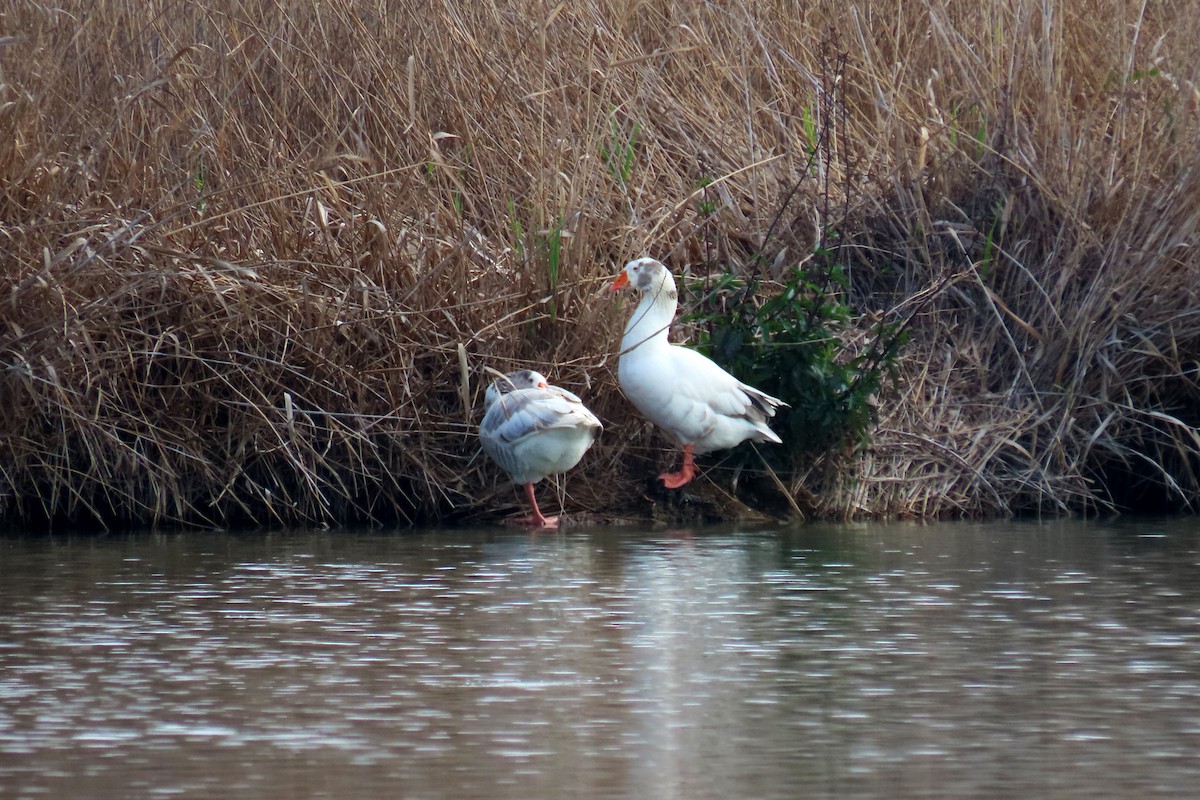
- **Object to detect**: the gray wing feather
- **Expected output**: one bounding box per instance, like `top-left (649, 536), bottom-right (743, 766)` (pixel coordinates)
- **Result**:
top-left (479, 385), bottom-right (602, 483)
top-left (481, 389), bottom-right (600, 445)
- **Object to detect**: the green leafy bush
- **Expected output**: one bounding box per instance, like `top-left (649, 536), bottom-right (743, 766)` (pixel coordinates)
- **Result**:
top-left (684, 254), bottom-right (906, 459)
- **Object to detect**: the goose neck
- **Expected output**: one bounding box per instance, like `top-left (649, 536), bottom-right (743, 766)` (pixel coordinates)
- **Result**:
top-left (622, 289), bottom-right (676, 354)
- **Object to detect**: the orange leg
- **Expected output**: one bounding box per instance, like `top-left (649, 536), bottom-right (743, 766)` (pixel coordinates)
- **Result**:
top-left (507, 482), bottom-right (560, 528)
top-left (658, 444), bottom-right (698, 489)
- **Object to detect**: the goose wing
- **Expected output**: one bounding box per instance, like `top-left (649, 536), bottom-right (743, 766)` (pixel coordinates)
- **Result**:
top-left (654, 347), bottom-right (785, 435)
top-left (481, 387), bottom-right (601, 447)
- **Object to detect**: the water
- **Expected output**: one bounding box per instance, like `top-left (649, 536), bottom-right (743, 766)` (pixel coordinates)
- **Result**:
top-left (2, 518), bottom-right (1200, 799)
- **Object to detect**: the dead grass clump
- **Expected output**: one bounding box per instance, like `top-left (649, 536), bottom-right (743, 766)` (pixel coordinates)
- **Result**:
top-left (1, 0), bottom-right (1199, 527)
top-left (805, 0), bottom-right (1200, 517)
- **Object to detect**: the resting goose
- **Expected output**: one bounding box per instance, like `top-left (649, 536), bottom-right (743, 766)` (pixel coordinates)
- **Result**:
top-left (610, 257), bottom-right (787, 488)
top-left (479, 369), bottom-right (603, 527)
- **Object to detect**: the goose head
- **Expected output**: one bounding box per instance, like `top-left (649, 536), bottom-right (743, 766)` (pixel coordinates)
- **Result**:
top-left (483, 369), bottom-right (549, 412)
top-left (609, 257), bottom-right (677, 300)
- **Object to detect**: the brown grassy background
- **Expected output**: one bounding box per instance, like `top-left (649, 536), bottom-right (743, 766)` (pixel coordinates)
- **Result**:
top-left (2, 0), bottom-right (1199, 528)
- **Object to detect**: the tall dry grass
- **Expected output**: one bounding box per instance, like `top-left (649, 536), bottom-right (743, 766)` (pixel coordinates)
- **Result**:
top-left (1, 0), bottom-right (1198, 527)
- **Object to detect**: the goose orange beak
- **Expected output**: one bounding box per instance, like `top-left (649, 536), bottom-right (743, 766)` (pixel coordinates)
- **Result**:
top-left (609, 271), bottom-right (629, 292)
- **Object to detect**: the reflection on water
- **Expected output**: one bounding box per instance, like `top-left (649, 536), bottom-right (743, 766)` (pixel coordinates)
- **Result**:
top-left (2, 519), bottom-right (1200, 798)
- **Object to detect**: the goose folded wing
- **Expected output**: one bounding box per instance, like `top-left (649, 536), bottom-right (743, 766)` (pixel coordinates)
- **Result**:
top-left (487, 391), bottom-right (596, 444)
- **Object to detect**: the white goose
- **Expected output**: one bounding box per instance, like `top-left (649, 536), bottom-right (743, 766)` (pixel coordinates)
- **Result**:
top-left (610, 257), bottom-right (787, 488)
top-left (479, 369), bottom-right (603, 527)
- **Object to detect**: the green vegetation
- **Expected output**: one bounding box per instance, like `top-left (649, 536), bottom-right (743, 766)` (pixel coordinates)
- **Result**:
top-left (2, 0), bottom-right (1200, 527)
top-left (686, 258), bottom-right (907, 459)
top-left (602, 112), bottom-right (641, 189)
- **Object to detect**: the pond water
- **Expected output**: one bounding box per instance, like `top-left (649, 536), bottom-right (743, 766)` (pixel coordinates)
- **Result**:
top-left (2, 518), bottom-right (1200, 799)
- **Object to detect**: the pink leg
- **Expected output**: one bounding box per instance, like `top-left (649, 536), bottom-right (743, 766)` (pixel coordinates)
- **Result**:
top-left (658, 445), bottom-right (698, 489)
top-left (508, 483), bottom-right (560, 528)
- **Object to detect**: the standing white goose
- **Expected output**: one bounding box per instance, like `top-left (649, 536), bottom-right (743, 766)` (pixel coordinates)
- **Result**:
top-left (610, 257), bottom-right (788, 488)
top-left (479, 369), bottom-right (603, 527)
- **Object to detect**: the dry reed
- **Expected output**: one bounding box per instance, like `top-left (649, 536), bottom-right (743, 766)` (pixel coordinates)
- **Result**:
top-left (1, 0), bottom-right (1198, 527)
